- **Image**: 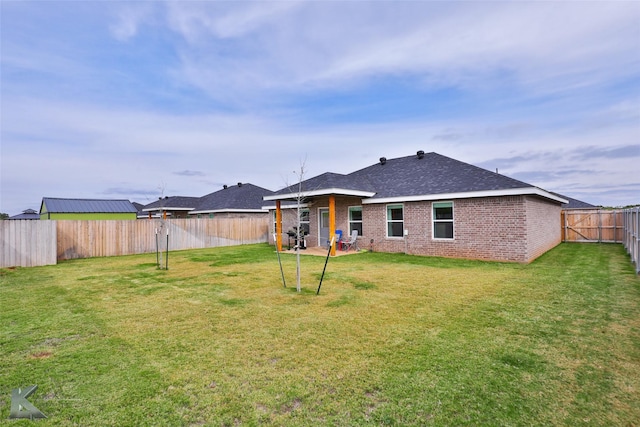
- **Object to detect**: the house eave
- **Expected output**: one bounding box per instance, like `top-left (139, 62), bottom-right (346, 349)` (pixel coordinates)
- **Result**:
top-left (143, 207), bottom-right (195, 212)
top-left (189, 208), bottom-right (266, 215)
top-left (264, 188), bottom-right (376, 201)
top-left (362, 188), bottom-right (569, 205)
top-left (262, 203), bottom-right (310, 211)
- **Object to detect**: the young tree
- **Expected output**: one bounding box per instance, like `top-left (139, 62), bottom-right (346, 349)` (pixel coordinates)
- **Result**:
top-left (292, 160), bottom-right (307, 293)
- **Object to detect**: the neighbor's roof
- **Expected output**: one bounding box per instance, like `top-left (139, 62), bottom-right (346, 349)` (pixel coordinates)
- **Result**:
top-left (142, 196), bottom-right (200, 212)
top-left (191, 183), bottom-right (273, 214)
top-left (8, 208), bottom-right (40, 220)
top-left (550, 192), bottom-right (598, 209)
top-left (265, 152), bottom-right (567, 204)
top-left (41, 197), bottom-right (138, 213)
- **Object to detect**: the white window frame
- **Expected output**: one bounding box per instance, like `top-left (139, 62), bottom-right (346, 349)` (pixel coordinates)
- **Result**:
top-left (386, 204), bottom-right (404, 238)
top-left (432, 201), bottom-right (454, 240)
top-left (348, 206), bottom-right (363, 237)
top-left (300, 208), bottom-right (310, 234)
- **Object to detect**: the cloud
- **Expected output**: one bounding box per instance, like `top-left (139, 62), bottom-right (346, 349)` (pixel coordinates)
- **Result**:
top-left (173, 170), bottom-right (205, 177)
top-left (156, 2), bottom-right (640, 102)
top-left (108, 4), bottom-right (154, 41)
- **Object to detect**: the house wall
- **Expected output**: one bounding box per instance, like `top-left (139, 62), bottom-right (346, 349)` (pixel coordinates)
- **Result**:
top-left (363, 195), bottom-right (554, 263)
top-left (193, 212), bottom-right (269, 219)
top-left (268, 196), bottom-right (362, 248)
top-left (269, 195), bottom-right (561, 262)
top-left (524, 196), bottom-right (562, 262)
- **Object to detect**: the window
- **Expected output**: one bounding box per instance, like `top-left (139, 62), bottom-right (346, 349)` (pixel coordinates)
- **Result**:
top-left (300, 208), bottom-right (310, 234)
top-left (349, 206), bottom-right (363, 237)
top-left (386, 204), bottom-right (404, 237)
top-left (433, 202), bottom-right (454, 239)
top-left (272, 210), bottom-right (278, 233)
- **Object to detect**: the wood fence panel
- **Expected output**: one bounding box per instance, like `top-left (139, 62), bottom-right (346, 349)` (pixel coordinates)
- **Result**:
top-left (623, 208), bottom-right (639, 274)
top-left (562, 209), bottom-right (624, 243)
top-left (55, 217), bottom-right (269, 261)
top-left (0, 220), bottom-right (57, 268)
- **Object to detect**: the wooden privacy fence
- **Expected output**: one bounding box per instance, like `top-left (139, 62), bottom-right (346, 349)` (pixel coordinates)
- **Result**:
top-left (623, 207), bottom-right (639, 274)
top-left (562, 208), bottom-right (639, 274)
top-left (1, 217), bottom-right (269, 268)
top-left (0, 220), bottom-right (57, 267)
top-left (561, 209), bottom-right (625, 243)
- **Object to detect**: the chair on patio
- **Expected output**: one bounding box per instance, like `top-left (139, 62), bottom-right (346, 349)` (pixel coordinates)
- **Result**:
top-left (335, 229), bottom-right (343, 250)
top-left (344, 230), bottom-right (358, 252)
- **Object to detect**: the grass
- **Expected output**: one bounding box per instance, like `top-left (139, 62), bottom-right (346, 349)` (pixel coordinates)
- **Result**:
top-left (0, 243), bottom-right (638, 426)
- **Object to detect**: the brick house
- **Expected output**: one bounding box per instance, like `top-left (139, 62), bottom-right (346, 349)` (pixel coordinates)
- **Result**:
top-left (139, 183), bottom-right (273, 220)
top-left (264, 151), bottom-right (567, 263)
top-left (189, 183), bottom-right (273, 219)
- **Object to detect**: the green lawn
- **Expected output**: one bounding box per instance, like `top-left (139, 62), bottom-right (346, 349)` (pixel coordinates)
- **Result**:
top-left (1, 243), bottom-right (638, 426)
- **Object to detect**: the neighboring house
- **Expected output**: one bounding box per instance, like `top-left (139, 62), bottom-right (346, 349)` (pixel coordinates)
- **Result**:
top-left (141, 196), bottom-right (200, 219)
top-left (550, 193), bottom-right (598, 210)
top-left (264, 151), bottom-right (568, 263)
top-left (8, 208), bottom-right (40, 220)
top-left (190, 183), bottom-right (273, 218)
top-left (40, 198), bottom-right (138, 220)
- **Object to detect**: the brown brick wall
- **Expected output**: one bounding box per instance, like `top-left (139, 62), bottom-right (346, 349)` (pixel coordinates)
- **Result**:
top-left (364, 196), bottom-right (558, 263)
top-left (270, 195), bottom-right (561, 262)
top-left (524, 196), bottom-right (562, 262)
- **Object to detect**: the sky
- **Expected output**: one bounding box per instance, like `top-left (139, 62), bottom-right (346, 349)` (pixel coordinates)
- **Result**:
top-left (1, 1), bottom-right (639, 216)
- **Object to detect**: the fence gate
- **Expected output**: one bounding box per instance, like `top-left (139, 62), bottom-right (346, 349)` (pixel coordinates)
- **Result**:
top-left (561, 209), bottom-right (624, 243)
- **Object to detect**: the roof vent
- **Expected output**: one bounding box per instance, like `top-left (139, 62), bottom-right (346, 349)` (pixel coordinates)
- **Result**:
top-left (417, 150), bottom-right (425, 159)
top-left (223, 184), bottom-right (228, 189)
top-left (238, 182), bottom-right (243, 187)
top-left (379, 157), bottom-right (387, 165)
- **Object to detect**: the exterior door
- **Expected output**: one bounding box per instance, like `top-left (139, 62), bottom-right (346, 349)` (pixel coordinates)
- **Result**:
top-left (319, 208), bottom-right (329, 247)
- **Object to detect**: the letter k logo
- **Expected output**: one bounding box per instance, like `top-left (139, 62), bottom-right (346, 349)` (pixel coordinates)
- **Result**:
top-left (9, 385), bottom-right (47, 419)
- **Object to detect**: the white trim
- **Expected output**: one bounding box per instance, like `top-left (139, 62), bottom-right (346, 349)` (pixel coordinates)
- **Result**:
top-left (262, 203), bottom-right (309, 211)
top-left (143, 207), bottom-right (194, 212)
top-left (318, 207), bottom-right (330, 247)
top-left (348, 205), bottom-right (363, 237)
top-left (362, 187), bottom-right (568, 205)
top-left (432, 200), bottom-right (455, 240)
top-left (263, 188), bottom-right (376, 201)
top-left (386, 203), bottom-right (404, 238)
top-left (189, 208), bottom-right (266, 215)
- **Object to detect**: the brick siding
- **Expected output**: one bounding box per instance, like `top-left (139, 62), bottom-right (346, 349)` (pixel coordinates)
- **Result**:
top-left (270, 195), bottom-right (561, 263)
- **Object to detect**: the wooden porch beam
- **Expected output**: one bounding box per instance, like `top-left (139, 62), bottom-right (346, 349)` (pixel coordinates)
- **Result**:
top-left (329, 195), bottom-right (336, 256)
top-left (276, 200), bottom-right (283, 252)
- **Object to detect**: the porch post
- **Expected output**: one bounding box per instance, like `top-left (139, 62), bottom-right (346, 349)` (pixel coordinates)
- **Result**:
top-left (276, 200), bottom-right (283, 252)
top-left (329, 195), bottom-right (336, 256)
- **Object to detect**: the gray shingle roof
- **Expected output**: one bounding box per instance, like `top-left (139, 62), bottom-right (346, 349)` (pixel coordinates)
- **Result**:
top-left (272, 172), bottom-right (376, 196)
top-left (192, 183), bottom-right (273, 213)
top-left (142, 196), bottom-right (200, 211)
top-left (349, 152), bottom-right (534, 199)
top-left (550, 193), bottom-right (598, 209)
top-left (268, 152), bottom-right (565, 203)
top-left (8, 209), bottom-right (40, 220)
top-left (41, 198), bottom-right (138, 213)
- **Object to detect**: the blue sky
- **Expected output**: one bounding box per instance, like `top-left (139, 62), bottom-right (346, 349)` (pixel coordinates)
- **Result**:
top-left (1, 1), bottom-right (639, 215)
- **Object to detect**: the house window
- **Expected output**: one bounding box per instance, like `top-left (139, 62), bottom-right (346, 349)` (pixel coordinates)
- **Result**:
top-left (349, 206), bottom-right (363, 237)
top-left (433, 202), bottom-right (454, 239)
top-left (300, 208), bottom-right (310, 234)
top-left (272, 210), bottom-right (278, 233)
top-left (386, 204), bottom-right (404, 237)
